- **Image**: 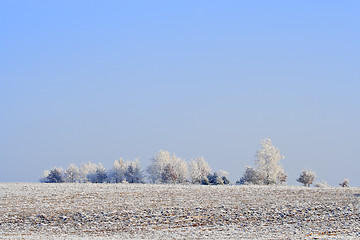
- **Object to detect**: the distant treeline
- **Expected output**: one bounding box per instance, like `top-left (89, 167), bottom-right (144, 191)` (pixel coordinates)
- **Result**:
top-left (41, 150), bottom-right (230, 185)
top-left (41, 139), bottom-right (350, 187)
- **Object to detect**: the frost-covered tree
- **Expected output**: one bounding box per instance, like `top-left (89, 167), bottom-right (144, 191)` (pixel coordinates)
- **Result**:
top-left (41, 167), bottom-right (64, 183)
top-left (237, 166), bottom-right (262, 185)
top-left (255, 138), bottom-right (287, 185)
top-left (80, 161), bottom-right (107, 183)
top-left (218, 170), bottom-right (230, 185)
top-left (206, 172), bottom-right (222, 185)
top-left (238, 139), bottom-right (287, 185)
top-left (339, 178), bottom-right (349, 187)
top-left (202, 171), bottom-right (230, 185)
top-left (162, 164), bottom-right (178, 183)
top-left (63, 164), bottom-right (81, 183)
top-left (297, 169), bottom-right (316, 187)
top-left (124, 159), bottom-right (145, 183)
top-left (189, 157), bottom-right (211, 184)
top-left (147, 150), bottom-right (188, 184)
top-left (80, 161), bottom-right (97, 183)
top-left (109, 158), bottom-right (126, 183)
top-left (40, 170), bottom-right (50, 183)
top-left (95, 163), bottom-right (107, 183)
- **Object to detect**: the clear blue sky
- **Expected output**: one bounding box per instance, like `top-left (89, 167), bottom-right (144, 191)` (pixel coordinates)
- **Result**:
top-left (1, 1), bottom-right (359, 186)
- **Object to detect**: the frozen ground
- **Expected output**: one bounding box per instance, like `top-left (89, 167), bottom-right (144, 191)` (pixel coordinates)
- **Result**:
top-left (0, 183), bottom-right (359, 239)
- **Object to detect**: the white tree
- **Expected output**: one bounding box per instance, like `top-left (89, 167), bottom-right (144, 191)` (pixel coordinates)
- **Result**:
top-left (255, 138), bottom-right (287, 185)
top-left (80, 161), bottom-right (99, 183)
top-left (189, 157), bottom-right (211, 184)
top-left (95, 163), bottom-right (107, 183)
top-left (63, 163), bottom-right (81, 183)
top-left (109, 158), bottom-right (126, 183)
top-left (124, 159), bottom-right (145, 183)
top-left (297, 169), bottom-right (316, 187)
top-left (40, 170), bottom-right (50, 183)
top-left (147, 150), bottom-right (188, 184)
top-left (237, 166), bottom-right (262, 185)
top-left (41, 167), bottom-right (64, 183)
top-left (174, 158), bottom-right (189, 183)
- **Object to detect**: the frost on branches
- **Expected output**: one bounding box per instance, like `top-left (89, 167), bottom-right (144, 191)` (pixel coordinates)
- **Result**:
top-left (108, 158), bottom-right (145, 183)
top-left (40, 168), bottom-right (64, 183)
top-left (297, 169), bottom-right (316, 187)
top-left (238, 139), bottom-right (287, 185)
top-left (189, 157), bottom-right (211, 184)
top-left (147, 150), bottom-right (188, 184)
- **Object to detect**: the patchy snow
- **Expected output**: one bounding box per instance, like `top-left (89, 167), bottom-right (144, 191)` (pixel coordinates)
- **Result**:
top-left (1, 183), bottom-right (359, 239)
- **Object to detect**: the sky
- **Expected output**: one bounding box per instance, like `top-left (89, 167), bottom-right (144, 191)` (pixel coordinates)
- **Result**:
top-left (1, 1), bottom-right (359, 186)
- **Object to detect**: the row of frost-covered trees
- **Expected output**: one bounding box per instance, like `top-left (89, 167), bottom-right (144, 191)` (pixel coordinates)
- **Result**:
top-left (41, 138), bottom-right (349, 187)
top-left (41, 150), bottom-right (230, 185)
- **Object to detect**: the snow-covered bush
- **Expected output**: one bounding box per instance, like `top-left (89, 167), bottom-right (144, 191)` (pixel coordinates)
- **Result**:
top-left (238, 139), bottom-right (287, 185)
top-left (80, 162), bottom-right (107, 183)
top-left (147, 150), bottom-right (188, 184)
top-left (218, 170), bottom-right (230, 185)
top-left (314, 180), bottom-right (330, 188)
top-left (236, 166), bottom-right (262, 185)
top-left (297, 169), bottom-right (316, 187)
top-left (95, 163), bottom-right (107, 183)
top-left (41, 167), bottom-right (64, 183)
top-left (202, 172), bottom-right (230, 185)
top-left (63, 164), bottom-right (81, 183)
top-left (189, 157), bottom-right (211, 184)
top-left (109, 158), bottom-right (126, 183)
top-left (124, 159), bottom-right (145, 183)
top-left (339, 178), bottom-right (349, 187)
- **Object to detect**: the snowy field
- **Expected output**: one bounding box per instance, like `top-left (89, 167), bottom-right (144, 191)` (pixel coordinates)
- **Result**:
top-left (1, 183), bottom-right (359, 239)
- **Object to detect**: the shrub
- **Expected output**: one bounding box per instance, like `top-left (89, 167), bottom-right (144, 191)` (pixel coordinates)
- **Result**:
top-left (339, 178), bottom-right (349, 187)
top-left (297, 169), bottom-right (316, 187)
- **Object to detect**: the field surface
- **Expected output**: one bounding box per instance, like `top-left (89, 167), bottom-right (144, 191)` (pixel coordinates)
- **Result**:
top-left (0, 183), bottom-right (359, 239)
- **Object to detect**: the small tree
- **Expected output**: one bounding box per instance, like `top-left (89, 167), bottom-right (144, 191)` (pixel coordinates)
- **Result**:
top-left (109, 158), bottom-right (126, 183)
top-left (203, 172), bottom-right (229, 185)
top-left (41, 168), bottom-right (64, 183)
top-left (147, 150), bottom-right (188, 184)
top-left (95, 163), bottom-right (107, 183)
top-left (80, 161), bottom-right (98, 183)
top-left (256, 138), bottom-right (286, 185)
top-left (161, 164), bottom-right (178, 184)
top-left (218, 170), bottom-right (230, 185)
top-left (237, 166), bottom-right (262, 185)
top-left (124, 159), bottom-right (145, 183)
top-left (297, 169), bottom-right (316, 187)
top-left (64, 164), bottom-right (81, 183)
top-left (80, 162), bottom-right (107, 183)
top-left (40, 170), bottom-right (50, 183)
top-left (238, 139), bottom-right (287, 185)
top-left (189, 157), bottom-right (211, 184)
top-left (339, 178), bottom-right (349, 187)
